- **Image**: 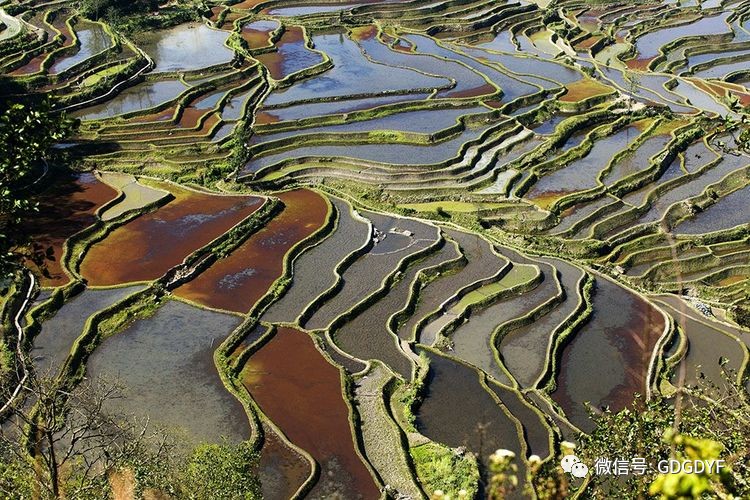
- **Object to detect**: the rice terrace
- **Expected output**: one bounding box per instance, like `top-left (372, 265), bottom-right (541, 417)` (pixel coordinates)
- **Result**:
top-left (1, 0), bottom-right (750, 497)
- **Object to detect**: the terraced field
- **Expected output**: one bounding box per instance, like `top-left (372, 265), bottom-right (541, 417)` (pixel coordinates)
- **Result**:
top-left (3, 0), bottom-right (750, 497)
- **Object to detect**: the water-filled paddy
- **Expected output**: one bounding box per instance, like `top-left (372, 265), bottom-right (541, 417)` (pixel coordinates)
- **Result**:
top-left (398, 230), bottom-right (504, 341)
top-left (262, 197), bottom-right (369, 324)
top-left (241, 19), bottom-right (279, 48)
top-left (358, 32), bottom-right (489, 99)
top-left (552, 275), bottom-right (665, 431)
top-left (252, 105), bottom-right (488, 146)
top-left (416, 349), bottom-right (523, 483)
top-left (97, 172), bottom-right (170, 221)
top-left (447, 262), bottom-right (539, 381)
top-left (258, 424), bottom-right (310, 500)
top-left (32, 285), bottom-right (144, 375)
top-left (49, 21), bottom-right (113, 74)
top-left (255, 26), bottom-right (323, 80)
top-left (174, 189), bottom-right (327, 312)
top-left (87, 299), bottom-right (249, 448)
top-left (633, 12), bottom-right (732, 61)
top-left (526, 124), bottom-right (643, 205)
top-left (243, 123), bottom-right (491, 176)
top-left (632, 141), bottom-right (747, 226)
top-left (304, 212), bottom-right (439, 330)
top-left (674, 184), bottom-right (750, 234)
top-left (80, 184), bottom-right (263, 285)
top-left (603, 132), bottom-right (672, 185)
top-left (655, 296), bottom-right (747, 389)
top-left (262, 32), bottom-right (449, 107)
top-left (140, 22), bottom-right (234, 73)
top-left (242, 327), bottom-right (380, 499)
top-left (73, 79), bottom-right (190, 121)
top-left (334, 236), bottom-right (460, 378)
top-left (255, 93), bottom-right (430, 124)
top-left (499, 258), bottom-right (584, 387)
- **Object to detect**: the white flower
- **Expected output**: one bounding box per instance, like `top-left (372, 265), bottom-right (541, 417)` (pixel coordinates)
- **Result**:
top-left (493, 448), bottom-right (516, 459)
top-left (528, 454), bottom-right (542, 465)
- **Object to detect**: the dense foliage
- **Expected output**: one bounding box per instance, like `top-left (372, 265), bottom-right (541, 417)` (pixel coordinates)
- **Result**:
top-left (486, 378), bottom-right (750, 499)
top-left (76, 0), bottom-right (204, 33)
top-left (0, 96), bottom-right (73, 276)
top-left (410, 442), bottom-right (479, 498)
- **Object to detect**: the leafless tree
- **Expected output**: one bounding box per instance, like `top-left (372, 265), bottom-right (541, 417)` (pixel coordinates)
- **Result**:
top-left (0, 372), bottom-right (172, 499)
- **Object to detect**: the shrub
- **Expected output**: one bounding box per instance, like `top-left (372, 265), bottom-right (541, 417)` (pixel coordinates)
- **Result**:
top-left (411, 442), bottom-right (479, 498)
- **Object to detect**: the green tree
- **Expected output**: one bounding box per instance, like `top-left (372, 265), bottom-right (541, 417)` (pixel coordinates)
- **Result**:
top-left (0, 97), bottom-right (74, 275)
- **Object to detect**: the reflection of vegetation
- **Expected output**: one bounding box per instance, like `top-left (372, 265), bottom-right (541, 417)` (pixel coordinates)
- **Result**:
top-left (410, 442), bottom-right (479, 499)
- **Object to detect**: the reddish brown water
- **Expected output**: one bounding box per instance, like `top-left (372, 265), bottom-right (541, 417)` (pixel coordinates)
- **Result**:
top-left (446, 82), bottom-right (496, 99)
top-left (208, 5), bottom-right (224, 22)
top-left (625, 57), bottom-right (654, 71)
top-left (242, 24), bottom-right (274, 47)
top-left (25, 172), bottom-right (117, 286)
top-left (575, 35), bottom-right (602, 51)
top-left (174, 189), bottom-right (327, 312)
top-left (242, 327), bottom-right (380, 499)
top-left (80, 184), bottom-right (263, 285)
top-left (687, 78), bottom-right (750, 106)
top-left (10, 54), bottom-right (46, 75)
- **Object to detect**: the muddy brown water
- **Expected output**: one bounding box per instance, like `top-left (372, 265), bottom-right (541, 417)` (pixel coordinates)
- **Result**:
top-left (80, 185), bottom-right (263, 286)
top-left (241, 20), bottom-right (279, 48)
top-left (242, 327), bottom-right (380, 499)
top-left (174, 189), bottom-right (327, 313)
top-left (25, 171), bottom-right (117, 287)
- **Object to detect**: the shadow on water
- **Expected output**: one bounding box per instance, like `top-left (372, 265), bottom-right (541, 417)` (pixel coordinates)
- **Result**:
top-left (24, 170), bottom-right (117, 286)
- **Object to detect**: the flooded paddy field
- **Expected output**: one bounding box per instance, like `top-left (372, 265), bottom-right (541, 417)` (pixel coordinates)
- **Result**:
top-left (262, 197), bottom-right (370, 323)
top-left (242, 327), bottom-right (380, 499)
top-left (87, 299), bottom-right (249, 448)
top-left (23, 171), bottom-right (117, 286)
top-left (303, 212), bottom-right (440, 330)
top-left (174, 188), bottom-right (327, 312)
top-left (31, 285), bottom-right (144, 375)
top-left (415, 350), bottom-right (523, 484)
top-left (80, 184), bottom-right (263, 285)
top-left (6, 0), bottom-right (750, 497)
top-left (552, 275), bottom-right (666, 431)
